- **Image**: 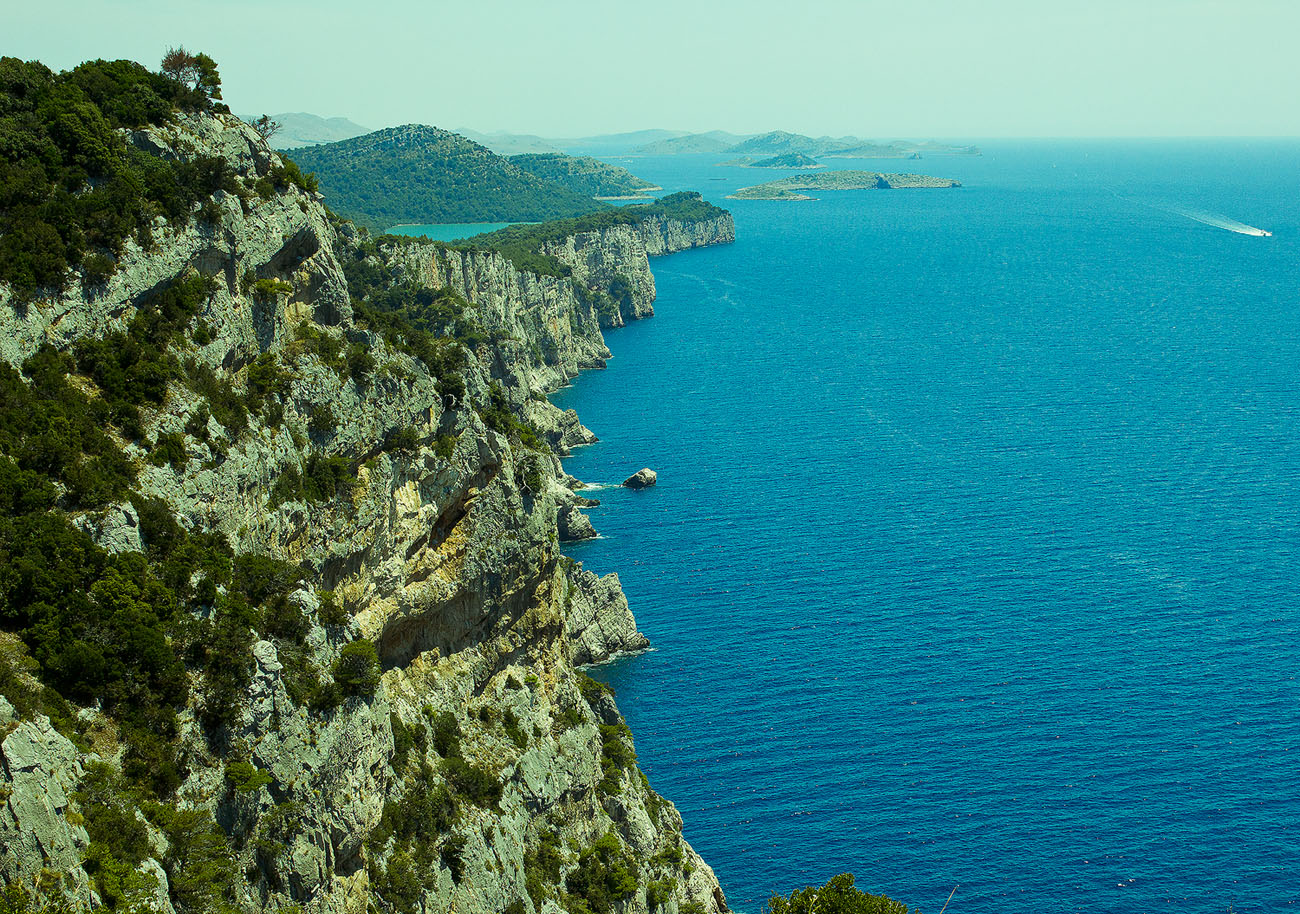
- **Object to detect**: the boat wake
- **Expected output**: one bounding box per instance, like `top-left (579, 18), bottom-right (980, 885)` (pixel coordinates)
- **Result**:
top-left (1166, 206), bottom-right (1272, 237)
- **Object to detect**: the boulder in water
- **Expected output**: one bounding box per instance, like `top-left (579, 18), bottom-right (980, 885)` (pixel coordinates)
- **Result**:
top-left (622, 468), bottom-right (657, 489)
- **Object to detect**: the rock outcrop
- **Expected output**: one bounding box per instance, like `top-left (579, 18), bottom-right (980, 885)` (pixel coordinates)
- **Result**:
top-left (557, 504), bottom-right (598, 542)
top-left (565, 569), bottom-right (651, 666)
top-left (623, 468), bottom-right (658, 489)
top-left (0, 106), bottom-right (733, 914)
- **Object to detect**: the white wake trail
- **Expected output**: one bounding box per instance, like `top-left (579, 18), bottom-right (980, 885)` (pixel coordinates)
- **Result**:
top-left (1167, 206), bottom-right (1272, 237)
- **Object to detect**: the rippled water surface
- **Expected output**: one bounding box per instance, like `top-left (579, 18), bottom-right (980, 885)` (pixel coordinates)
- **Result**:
top-left (552, 143), bottom-right (1300, 913)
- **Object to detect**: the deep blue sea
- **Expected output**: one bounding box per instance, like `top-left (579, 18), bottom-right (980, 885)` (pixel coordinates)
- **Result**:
top-left (551, 143), bottom-right (1300, 914)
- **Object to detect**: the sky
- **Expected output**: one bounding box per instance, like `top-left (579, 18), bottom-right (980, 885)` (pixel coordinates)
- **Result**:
top-left (8, 0), bottom-right (1300, 139)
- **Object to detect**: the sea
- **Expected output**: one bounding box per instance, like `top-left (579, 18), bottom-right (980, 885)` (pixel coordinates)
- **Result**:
top-left (546, 142), bottom-right (1300, 914)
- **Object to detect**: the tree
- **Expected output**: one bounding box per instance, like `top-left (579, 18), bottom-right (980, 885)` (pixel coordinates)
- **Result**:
top-left (248, 114), bottom-right (281, 141)
top-left (766, 874), bottom-right (917, 914)
top-left (159, 47), bottom-right (221, 100)
top-left (333, 639), bottom-right (381, 696)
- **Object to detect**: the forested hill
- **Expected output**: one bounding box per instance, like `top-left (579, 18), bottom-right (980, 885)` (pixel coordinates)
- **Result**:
top-left (508, 153), bottom-right (659, 198)
top-left (287, 125), bottom-right (608, 231)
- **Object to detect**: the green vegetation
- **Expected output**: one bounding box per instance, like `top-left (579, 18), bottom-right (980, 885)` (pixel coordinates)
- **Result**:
top-left (0, 55), bottom-right (232, 298)
top-left (524, 829), bottom-right (564, 909)
top-left (223, 759), bottom-right (273, 794)
top-left (268, 452), bottom-right (358, 507)
top-left (502, 709), bottom-right (528, 749)
top-left (563, 829), bottom-right (639, 914)
top-left (287, 125), bottom-right (607, 232)
top-left (341, 240), bottom-right (483, 403)
top-left (0, 306), bottom-right (337, 796)
top-left (333, 639), bottom-right (380, 697)
top-left (75, 763), bottom-right (240, 914)
top-left (597, 722), bottom-right (637, 796)
top-left (509, 153), bottom-right (658, 198)
top-left (478, 383), bottom-right (544, 450)
top-left (366, 761), bottom-right (464, 912)
top-left (765, 874), bottom-right (917, 914)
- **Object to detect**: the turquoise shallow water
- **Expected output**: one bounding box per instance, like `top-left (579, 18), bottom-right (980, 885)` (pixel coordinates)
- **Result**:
top-left (552, 143), bottom-right (1300, 913)
top-left (386, 221), bottom-right (519, 242)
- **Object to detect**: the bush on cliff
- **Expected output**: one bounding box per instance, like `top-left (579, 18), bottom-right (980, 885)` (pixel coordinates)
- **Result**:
top-left (563, 829), bottom-right (640, 914)
top-left (333, 639), bottom-right (381, 696)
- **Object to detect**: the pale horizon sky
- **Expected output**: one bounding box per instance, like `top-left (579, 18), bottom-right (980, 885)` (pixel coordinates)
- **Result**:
top-left (9, 0), bottom-right (1300, 140)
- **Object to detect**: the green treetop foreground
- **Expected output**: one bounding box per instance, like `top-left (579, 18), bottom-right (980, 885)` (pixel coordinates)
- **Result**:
top-left (766, 874), bottom-right (919, 914)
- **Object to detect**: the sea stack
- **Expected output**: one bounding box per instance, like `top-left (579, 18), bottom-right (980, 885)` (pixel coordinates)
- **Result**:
top-left (623, 468), bottom-right (658, 489)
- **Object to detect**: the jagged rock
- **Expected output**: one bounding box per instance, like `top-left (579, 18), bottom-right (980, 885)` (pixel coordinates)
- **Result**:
top-left (558, 504), bottom-right (597, 542)
top-left (623, 468), bottom-right (658, 489)
top-left (566, 569), bottom-right (651, 665)
top-left (71, 500), bottom-right (142, 554)
top-left (0, 715), bottom-right (93, 904)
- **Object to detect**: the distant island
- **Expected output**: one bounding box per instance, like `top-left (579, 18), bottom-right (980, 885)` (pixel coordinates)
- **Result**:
top-left (720, 153), bottom-right (824, 169)
top-left (727, 170), bottom-right (961, 200)
top-left (631, 131), bottom-right (746, 154)
top-left (245, 111), bottom-right (370, 149)
top-left (623, 128), bottom-right (981, 158)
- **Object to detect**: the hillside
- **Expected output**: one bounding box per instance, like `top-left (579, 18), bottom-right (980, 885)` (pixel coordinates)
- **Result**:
top-left (0, 54), bottom-right (738, 914)
top-left (746, 153), bottom-right (823, 169)
top-left (726, 131), bottom-right (858, 156)
top-left (288, 125), bottom-right (607, 231)
top-left (510, 153), bottom-right (660, 198)
top-left (633, 133), bottom-right (733, 155)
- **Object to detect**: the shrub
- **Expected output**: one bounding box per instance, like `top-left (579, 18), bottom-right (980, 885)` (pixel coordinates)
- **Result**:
top-left (432, 710), bottom-right (461, 758)
top-left (251, 277), bottom-right (293, 301)
top-left (525, 829), bottom-right (564, 909)
top-left (503, 709), bottom-right (528, 750)
top-left (440, 756), bottom-right (501, 808)
top-left (433, 433), bottom-right (457, 461)
top-left (224, 760), bottom-right (273, 793)
top-left (152, 804), bottom-right (239, 914)
top-left (318, 589), bottom-right (347, 625)
top-left (82, 252), bottom-right (116, 286)
top-left (384, 426), bottom-right (419, 452)
top-left (333, 639), bottom-right (380, 696)
top-left (148, 431), bottom-right (188, 468)
top-left (564, 829), bottom-right (639, 914)
top-left (646, 879), bottom-right (677, 909)
top-left (307, 404), bottom-right (335, 436)
top-left (346, 342), bottom-right (374, 382)
top-left (598, 722), bottom-right (636, 796)
top-left (765, 874), bottom-right (917, 914)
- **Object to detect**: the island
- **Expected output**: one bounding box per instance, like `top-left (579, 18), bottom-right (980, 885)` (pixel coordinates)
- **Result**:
top-left (720, 152), bottom-right (824, 169)
top-left (726, 170), bottom-right (961, 200)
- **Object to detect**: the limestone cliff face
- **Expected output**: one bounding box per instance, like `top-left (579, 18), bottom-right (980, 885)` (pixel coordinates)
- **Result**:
top-left (0, 110), bottom-right (733, 914)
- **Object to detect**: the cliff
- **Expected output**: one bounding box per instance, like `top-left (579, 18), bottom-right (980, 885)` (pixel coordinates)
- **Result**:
top-left (0, 93), bottom-right (733, 914)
